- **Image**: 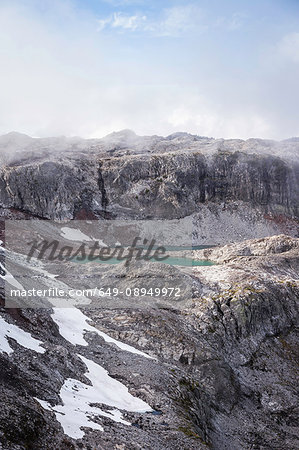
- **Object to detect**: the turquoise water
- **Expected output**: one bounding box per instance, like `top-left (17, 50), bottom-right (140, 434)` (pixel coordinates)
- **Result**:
top-left (159, 257), bottom-right (214, 266)
top-left (73, 256), bottom-right (214, 267)
top-left (71, 245), bottom-right (215, 267)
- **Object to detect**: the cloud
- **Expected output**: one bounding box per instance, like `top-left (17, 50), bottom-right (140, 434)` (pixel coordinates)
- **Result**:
top-left (155, 5), bottom-right (204, 37)
top-left (97, 4), bottom-right (204, 37)
top-left (167, 107), bottom-right (271, 140)
top-left (112, 12), bottom-right (146, 30)
top-left (97, 5), bottom-right (246, 37)
top-left (0, 0), bottom-right (298, 140)
top-left (278, 32), bottom-right (299, 63)
top-left (97, 16), bottom-right (113, 31)
top-left (98, 12), bottom-right (147, 31)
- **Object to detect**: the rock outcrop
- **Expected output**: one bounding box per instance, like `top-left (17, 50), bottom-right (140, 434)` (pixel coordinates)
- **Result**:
top-left (0, 131), bottom-right (298, 242)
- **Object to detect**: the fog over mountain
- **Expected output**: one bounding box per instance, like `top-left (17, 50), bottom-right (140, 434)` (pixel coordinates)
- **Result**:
top-left (1, 130), bottom-right (298, 164)
top-left (0, 130), bottom-right (298, 241)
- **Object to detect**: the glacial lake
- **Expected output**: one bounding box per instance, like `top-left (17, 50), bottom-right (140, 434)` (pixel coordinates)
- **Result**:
top-left (72, 245), bottom-right (216, 267)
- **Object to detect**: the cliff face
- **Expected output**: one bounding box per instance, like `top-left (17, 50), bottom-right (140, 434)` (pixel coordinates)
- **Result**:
top-left (0, 160), bottom-right (100, 220)
top-left (98, 151), bottom-right (298, 219)
top-left (0, 132), bottom-right (298, 242)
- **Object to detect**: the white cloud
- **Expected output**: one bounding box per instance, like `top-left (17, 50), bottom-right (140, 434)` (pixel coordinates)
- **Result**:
top-left (156, 5), bottom-right (204, 37)
top-left (98, 12), bottom-right (147, 32)
top-left (112, 12), bottom-right (146, 30)
top-left (97, 5), bottom-right (245, 37)
top-left (278, 32), bottom-right (299, 63)
top-left (97, 16), bottom-right (113, 31)
top-left (0, 1), bottom-right (298, 140)
top-left (166, 99), bottom-right (272, 140)
top-left (97, 4), bottom-right (204, 37)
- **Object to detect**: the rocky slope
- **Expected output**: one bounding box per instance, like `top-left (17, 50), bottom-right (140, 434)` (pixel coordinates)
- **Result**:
top-left (0, 235), bottom-right (298, 449)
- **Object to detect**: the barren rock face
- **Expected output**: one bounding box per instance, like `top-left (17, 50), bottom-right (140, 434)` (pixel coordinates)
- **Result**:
top-left (0, 132), bottom-right (298, 449)
top-left (0, 132), bottom-right (298, 242)
top-left (97, 151), bottom-right (298, 220)
top-left (197, 234), bottom-right (299, 262)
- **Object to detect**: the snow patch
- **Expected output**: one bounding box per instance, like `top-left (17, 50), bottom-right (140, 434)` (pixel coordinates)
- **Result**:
top-left (0, 262), bottom-right (24, 290)
top-left (35, 354), bottom-right (152, 439)
top-left (60, 226), bottom-right (107, 246)
top-left (61, 227), bottom-right (92, 242)
top-left (0, 315), bottom-right (45, 355)
top-left (51, 308), bottom-right (153, 359)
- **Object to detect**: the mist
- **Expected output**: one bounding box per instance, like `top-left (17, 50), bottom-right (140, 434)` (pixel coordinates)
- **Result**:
top-left (0, 0), bottom-right (299, 140)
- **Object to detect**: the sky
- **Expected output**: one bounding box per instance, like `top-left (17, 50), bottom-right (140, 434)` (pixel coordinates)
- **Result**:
top-left (0, 0), bottom-right (299, 140)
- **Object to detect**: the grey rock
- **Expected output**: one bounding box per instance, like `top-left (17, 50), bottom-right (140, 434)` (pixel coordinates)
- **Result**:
top-left (0, 132), bottom-right (298, 243)
top-left (0, 235), bottom-right (298, 449)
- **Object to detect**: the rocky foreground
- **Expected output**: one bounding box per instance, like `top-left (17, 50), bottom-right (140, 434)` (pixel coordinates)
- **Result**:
top-left (0, 234), bottom-right (298, 449)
